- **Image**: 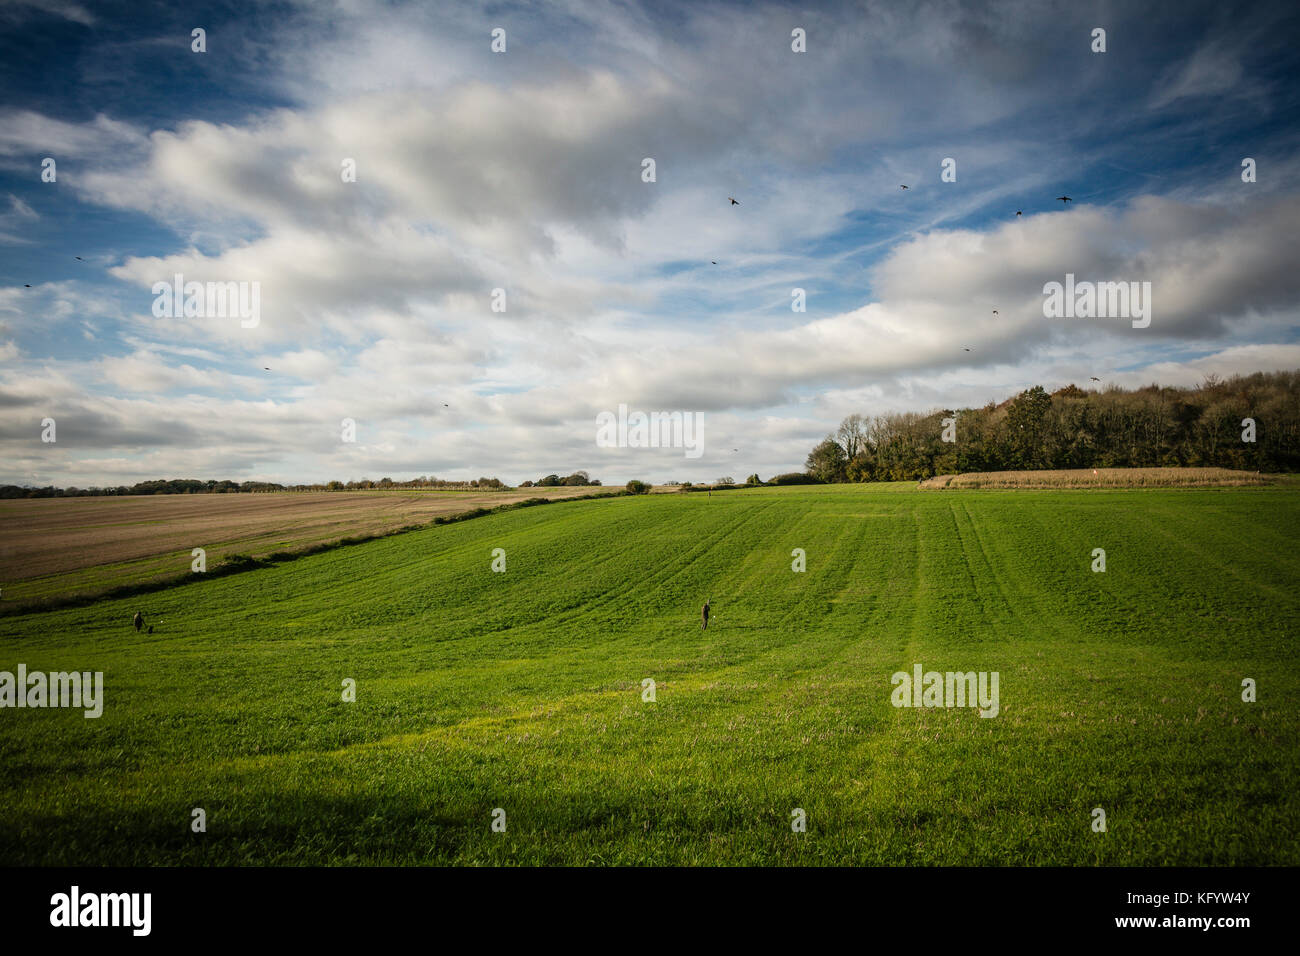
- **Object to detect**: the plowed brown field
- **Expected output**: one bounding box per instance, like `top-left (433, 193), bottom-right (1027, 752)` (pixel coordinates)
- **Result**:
top-left (0, 488), bottom-right (601, 606)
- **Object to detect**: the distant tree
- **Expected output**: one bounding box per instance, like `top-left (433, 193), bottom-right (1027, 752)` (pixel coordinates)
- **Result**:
top-left (768, 472), bottom-right (819, 485)
top-left (745, 473), bottom-right (761, 485)
top-left (845, 450), bottom-right (876, 482)
top-left (805, 437), bottom-right (849, 482)
top-left (625, 479), bottom-right (651, 495)
top-left (836, 413), bottom-right (869, 461)
top-left (1005, 386), bottom-right (1052, 468)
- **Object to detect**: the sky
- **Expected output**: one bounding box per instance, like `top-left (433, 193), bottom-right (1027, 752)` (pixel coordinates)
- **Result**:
top-left (1, 0), bottom-right (1298, 487)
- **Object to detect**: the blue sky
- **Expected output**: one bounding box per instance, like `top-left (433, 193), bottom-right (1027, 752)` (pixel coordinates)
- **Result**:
top-left (1, 0), bottom-right (1299, 486)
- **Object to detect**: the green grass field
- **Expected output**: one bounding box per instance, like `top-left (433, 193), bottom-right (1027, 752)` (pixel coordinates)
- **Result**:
top-left (1, 483), bottom-right (1297, 865)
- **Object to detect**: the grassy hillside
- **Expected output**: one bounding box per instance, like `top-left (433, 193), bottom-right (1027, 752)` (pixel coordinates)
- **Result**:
top-left (1, 483), bottom-right (1296, 865)
top-left (0, 487), bottom-right (606, 609)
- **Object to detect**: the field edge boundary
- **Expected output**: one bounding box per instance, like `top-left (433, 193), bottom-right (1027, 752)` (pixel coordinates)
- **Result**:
top-left (0, 490), bottom-right (629, 618)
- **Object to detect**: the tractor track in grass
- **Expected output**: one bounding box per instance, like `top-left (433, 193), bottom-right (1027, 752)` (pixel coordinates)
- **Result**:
top-left (955, 498), bottom-right (1080, 646)
top-left (554, 497), bottom-right (783, 633)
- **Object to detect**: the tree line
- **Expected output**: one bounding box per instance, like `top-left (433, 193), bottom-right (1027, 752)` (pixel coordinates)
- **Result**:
top-left (804, 370), bottom-right (1300, 482)
top-left (0, 475), bottom-right (510, 499)
top-left (519, 471), bottom-right (602, 487)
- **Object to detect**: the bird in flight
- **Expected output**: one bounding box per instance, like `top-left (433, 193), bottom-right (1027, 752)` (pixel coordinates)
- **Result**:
top-left (74, 256), bottom-right (83, 261)
top-left (962, 347), bottom-right (973, 352)
top-left (1056, 195), bottom-right (1072, 204)
top-left (24, 284), bottom-right (31, 288)
top-left (1015, 210), bottom-right (1022, 216)
top-left (728, 197), bottom-right (739, 205)
top-left (899, 184), bottom-right (909, 189)
top-left (711, 260), bottom-right (717, 265)
top-left (1090, 376), bottom-right (1101, 382)
top-left (263, 367), bottom-right (271, 371)
top-left (992, 309), bottom-right (998, 315)
top-left (443, 403), bottom-right (449, 407)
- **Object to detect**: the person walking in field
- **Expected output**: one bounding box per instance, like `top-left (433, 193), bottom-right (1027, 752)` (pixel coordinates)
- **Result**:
top-left (701, 598), bottom-right (710, 630)
top-left (132, 611), bottom-right (144, 633)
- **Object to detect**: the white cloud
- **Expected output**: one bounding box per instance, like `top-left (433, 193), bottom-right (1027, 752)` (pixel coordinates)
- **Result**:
top-left (0, 110), bottom-right (143, 161)
top-left (0, 0), bottom-right (95, 27)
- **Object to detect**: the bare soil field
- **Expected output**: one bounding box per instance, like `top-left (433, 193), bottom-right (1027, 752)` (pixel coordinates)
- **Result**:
top-left (919, 467), bottom-right (1274, 490)
top-left (0, 488), bottom-right (604, 607)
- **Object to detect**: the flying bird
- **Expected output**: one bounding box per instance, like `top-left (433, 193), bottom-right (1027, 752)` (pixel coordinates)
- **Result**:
top-left (1056, 195), bottom-right (1072, 204)
top-left (711, 260), bottom-right (717, 265)
top-left (74, 256), bottom-right (83, 260)
top-left (992, 310), bottom-right (998, 315)
top-left (263, 367), bottom-right (271, 371)
top-left (728, 197), bottom-right (739, 205)
top-left (962, 347), bottom-right (973, 352)
top-left (1015, 210), bottom-right (1022, 216)
top-left (899, 184), bottom-right (909, 189)
top-left (24, 284), bottom-right (30, 287)
top-left (1090, 376), bottom-right (1101, 382)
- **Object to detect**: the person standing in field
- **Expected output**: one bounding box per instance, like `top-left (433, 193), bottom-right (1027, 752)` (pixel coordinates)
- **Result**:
top-left (701, 598), bottom-right (710, 630)
top-left (133, 611), bottom-right (144, 633)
